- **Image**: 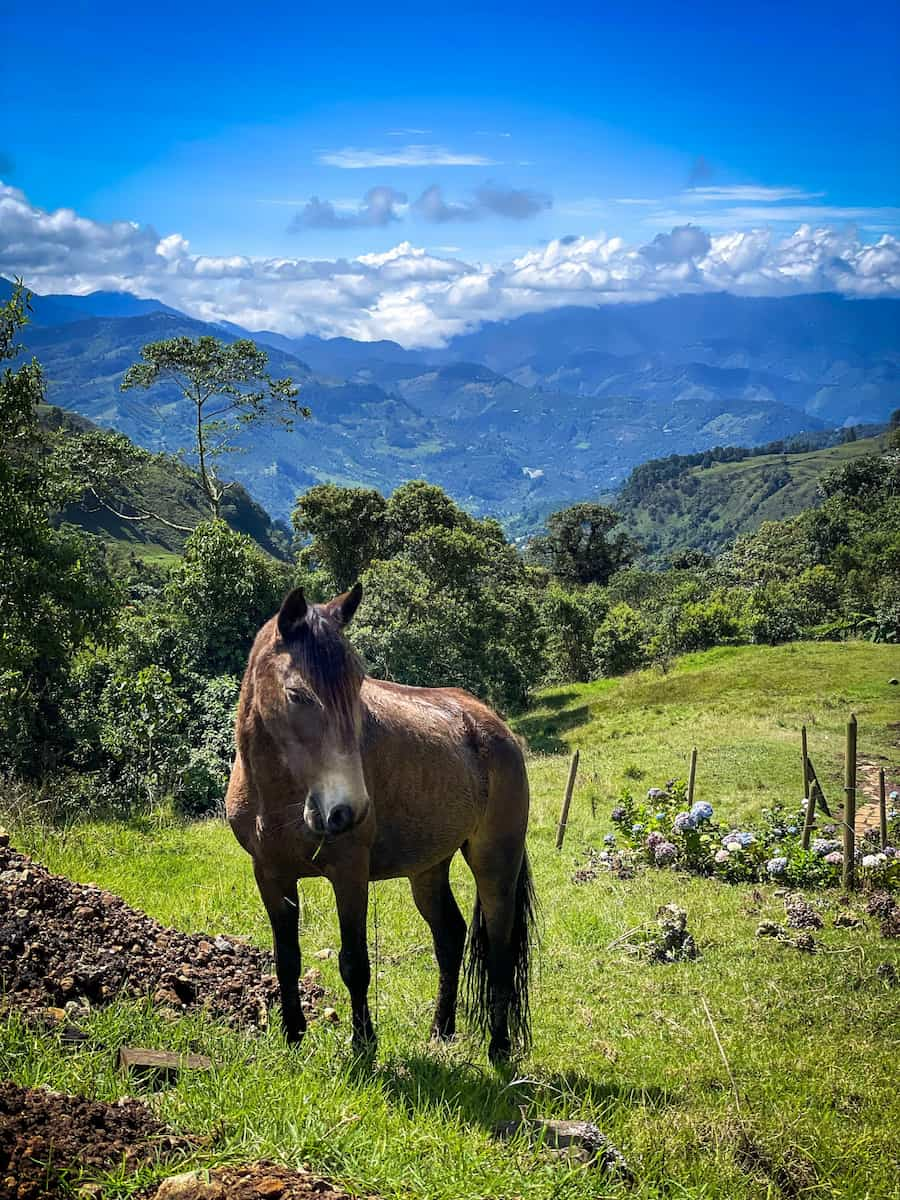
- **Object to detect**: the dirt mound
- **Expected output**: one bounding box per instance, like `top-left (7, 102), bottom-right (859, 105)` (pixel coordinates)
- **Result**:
top-left (0, 1081), bottom-right (188, 1199)
top-left (0, 841), bottom-right (323, 1029)
top-left (154, 1163), bottom-right (367, 1199)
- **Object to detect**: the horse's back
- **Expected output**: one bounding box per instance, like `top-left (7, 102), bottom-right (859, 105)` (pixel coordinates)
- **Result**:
top-left (361, 677), bottom-right (528, 877)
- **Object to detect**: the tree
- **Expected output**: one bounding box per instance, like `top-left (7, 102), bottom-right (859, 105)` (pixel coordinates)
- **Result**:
top-left (292, 483), bottom-right (388, 590)
top-left (527, 502), bottom-right (636, 586)
top-left (0, 283), bottom-right (119, 775)
top-left (121, 336), bottom-right (307, 519)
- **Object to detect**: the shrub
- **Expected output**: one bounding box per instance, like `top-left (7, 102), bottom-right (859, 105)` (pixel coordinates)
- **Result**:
top-left (593, 603), bottom-right (647, 677)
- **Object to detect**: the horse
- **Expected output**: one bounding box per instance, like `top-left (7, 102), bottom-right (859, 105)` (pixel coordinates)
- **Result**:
top-left (225, 582), bottom-right (536, 1064)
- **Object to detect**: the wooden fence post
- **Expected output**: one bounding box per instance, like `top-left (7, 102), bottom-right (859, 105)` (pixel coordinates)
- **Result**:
top-left (801, 781), bottom-right (818, 851)
top-left (801, 725), bottom-right (810, 800)
top-left (555, 750), bottom-right (580, 851)
top-left (805, 757), bottom-right (832, 817)
top-left (842, 714), bottom-right (857, 890)
top-left (687, 747), bottom-right (698, 807)
top-left (879, 767), bottom-right (888, 850)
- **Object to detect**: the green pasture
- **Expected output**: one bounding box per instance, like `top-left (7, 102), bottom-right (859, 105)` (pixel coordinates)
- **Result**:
top-left (3, 641), bottom-right (900, 1199)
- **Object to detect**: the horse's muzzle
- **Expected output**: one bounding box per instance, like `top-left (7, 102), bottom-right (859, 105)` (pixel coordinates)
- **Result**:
top-left (304, 793), bottom-right (369, 839)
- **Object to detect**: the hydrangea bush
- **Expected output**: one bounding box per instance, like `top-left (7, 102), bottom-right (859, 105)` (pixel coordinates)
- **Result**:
top-left (601, 782), bottom-right (900, 889)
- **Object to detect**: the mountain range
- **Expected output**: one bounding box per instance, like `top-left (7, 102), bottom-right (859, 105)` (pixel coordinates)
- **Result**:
top-left (6, 278), bottom-right (899, 532)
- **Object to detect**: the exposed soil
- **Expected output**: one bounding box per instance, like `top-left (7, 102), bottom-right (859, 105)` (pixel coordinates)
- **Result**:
top-left (0, 1081), bottom-right (189, 1199)
top-left (0, 840), bottom-right (323, 1029)
top-left (153, 1163), bottom-right (369, 1199)
top-left (0, 1085), bottom-right (370, 1200)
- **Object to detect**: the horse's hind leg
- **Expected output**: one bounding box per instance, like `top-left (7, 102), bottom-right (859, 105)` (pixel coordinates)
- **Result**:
top-left (465, 845), bottom-right (521, 1064)
top-left (253, 862), bottom-right (306, 1045)
top-left (410, 857), bottom-right (466, 1041)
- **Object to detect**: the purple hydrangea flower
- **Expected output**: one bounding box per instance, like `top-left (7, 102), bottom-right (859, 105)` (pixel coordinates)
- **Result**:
top-left (611, 806), bottom-right (627, 823)
top-left (767, 857), bottom-right (788, 875)
top-left (673, 811), bottom-right (698, 833)
top-left (603, 833), bottom-right (616, 846)
top-left (654, 840), bottom-right (677, 866)
top-left (722, 830), bottom-right (755, 848)
top-left (824, 850), bottom-right (843, 866)
top-left (884, 846), bottom-right (897, 859)
top-left (690, 801), bottom-right (714, 822)
top-left (714, 848), bottom-right (730, 864)
top-left (646, 831), bottom-right (664, 850)
top-left (812, 838), bottom-right (841, 857)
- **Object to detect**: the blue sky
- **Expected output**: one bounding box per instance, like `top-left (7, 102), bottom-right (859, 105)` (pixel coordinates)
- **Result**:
top-left (2, 0), bottom-right (898, 343)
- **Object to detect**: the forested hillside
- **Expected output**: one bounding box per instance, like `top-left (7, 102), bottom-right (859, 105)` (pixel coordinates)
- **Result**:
top-left (614, 430), bottom-right (892, 562)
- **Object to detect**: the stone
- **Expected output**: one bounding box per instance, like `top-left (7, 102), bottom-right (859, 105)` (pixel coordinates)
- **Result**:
top-left (314, 948), bottom-right (334, 960)
top-left (154, 1172), bottom-right (225, 1200)
top-left (254, 1177), bottom-right (286, 1197)
top-left (322, 1006), bottom-right (340, 1024)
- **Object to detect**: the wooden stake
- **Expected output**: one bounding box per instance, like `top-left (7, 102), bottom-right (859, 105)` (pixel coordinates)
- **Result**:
top-left (805, 757), bottom-right (832, 817)
top-left (801, 780), bottom-right (818, 851)
top-left (555, 750), bottom-right (580, 851)
top-left (687, 746), bottom-right (698, 807)
top-left (843, 714), bottom-right (857, 890)
top-left (879, 767), bottom-right (888, 850)
top-left (801, 725), bottom-right (810, 800)
top-left (118, 1046), bottom-right (212, 1082)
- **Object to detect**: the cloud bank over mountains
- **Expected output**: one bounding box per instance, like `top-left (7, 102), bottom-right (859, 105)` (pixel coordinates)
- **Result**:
top-left (2, 181), bottom-right (899, 348)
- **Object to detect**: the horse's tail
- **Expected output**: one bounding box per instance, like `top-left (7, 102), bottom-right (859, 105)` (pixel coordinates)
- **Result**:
top-left (464, 850), bottom-right (537, 1055)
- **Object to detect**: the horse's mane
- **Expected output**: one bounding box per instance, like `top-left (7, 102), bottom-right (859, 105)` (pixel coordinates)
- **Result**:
top-left (292, 605), bottom-right (365, 736)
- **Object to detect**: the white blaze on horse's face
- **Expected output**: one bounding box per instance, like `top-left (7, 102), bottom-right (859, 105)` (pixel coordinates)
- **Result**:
top-left (302, 753), bottom-right (370, 839)
top-left (273, 582), bottom-right (369, 840)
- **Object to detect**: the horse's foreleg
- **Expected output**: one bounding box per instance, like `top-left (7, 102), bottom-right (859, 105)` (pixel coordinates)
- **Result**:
top-left (254, 863), bottom-right (305, 1045)
top-left (330, 863), bottom-right (375, 1053)
top-left (410, 858), bottom-right (466, 1042)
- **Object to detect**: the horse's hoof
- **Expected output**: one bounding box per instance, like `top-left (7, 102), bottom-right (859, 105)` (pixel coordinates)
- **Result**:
top-left (488, 1038), bottom-right (512, 1066)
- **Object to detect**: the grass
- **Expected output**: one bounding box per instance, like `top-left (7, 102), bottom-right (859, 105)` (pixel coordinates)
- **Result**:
top-left (3, 642), bottom-right (900, 1198)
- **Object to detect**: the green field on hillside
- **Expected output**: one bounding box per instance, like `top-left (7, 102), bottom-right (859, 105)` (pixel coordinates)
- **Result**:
top-left (3, 642), bottom-right (900, 1199)
top-left (617, 433), bottom-right (890, 562)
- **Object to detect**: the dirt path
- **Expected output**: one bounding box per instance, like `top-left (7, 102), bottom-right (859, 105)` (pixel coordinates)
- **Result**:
top-left (855, 757), bottom-right (898, 836)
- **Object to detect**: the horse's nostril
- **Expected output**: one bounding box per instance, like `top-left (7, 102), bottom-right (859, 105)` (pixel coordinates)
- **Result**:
top-left (326, 804), bottom-right (353, 835)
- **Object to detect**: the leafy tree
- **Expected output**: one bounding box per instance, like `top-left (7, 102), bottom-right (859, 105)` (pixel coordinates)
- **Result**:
top-left (121, 336), bottom-right (307, 518)
top-left (0, 283), bottom-right (119, 775)
top-left (164, 520), bottom-right (292, 675)
top-left (292, 483), bottom-right (388, 590)
top-left (528, 502), bottom-right (637, 586)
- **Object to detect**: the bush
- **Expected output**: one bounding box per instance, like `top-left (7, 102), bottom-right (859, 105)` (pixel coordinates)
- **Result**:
top-left (593, 603), bottom-right (647, 677)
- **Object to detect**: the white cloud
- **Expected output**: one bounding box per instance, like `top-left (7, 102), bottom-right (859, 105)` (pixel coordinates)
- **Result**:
top-left (685, 185), bottom-right (825, 202)
top-left (319, 144), bottom-right (496, 168)
top-left (2, 181), bottom-right (899, 349)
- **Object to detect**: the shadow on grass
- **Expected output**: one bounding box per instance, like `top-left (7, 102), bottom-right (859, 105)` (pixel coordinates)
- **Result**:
top-left (350, 1050), bottom-right (675, 1130)
top-left (514, 705), bottom-right (591, 755)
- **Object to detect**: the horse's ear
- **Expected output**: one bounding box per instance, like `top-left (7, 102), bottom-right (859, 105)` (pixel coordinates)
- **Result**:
top-left (277, 588), bottom-right (307, 641)
top-left (329, 581), bottom-right (363, 628)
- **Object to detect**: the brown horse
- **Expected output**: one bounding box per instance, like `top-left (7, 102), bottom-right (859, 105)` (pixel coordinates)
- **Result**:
top-left (226, 583), bottom-right (535, 1064)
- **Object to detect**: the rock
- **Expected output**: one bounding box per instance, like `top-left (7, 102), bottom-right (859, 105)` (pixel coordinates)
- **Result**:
top-left (888, 678), bottom-right (898, 685)
top-left (833, 913), bottom-right (863, 929)
top-left (155, 1172), bottom-right (225, 1200)
top-left (314, 948), bottom-right (335, 960)
top-left (254, 1177), bottom-right (286, 1197)
top-left (0, 828), bottom-right (9, 847)
top-left (322, 1006), bottom-right (340, 1024)
top-left (756, 921), bottom-right (784, 938)
top-left (493, 1117), bottom-right (633, 1179)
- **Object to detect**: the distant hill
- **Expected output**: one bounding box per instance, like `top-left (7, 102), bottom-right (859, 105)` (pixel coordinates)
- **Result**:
top-left (8, 279), bottom-right (899, 532)
top-left (40, 406), bottom-right (290, 564)
top-left (612, 430), bottom-right (893, 563)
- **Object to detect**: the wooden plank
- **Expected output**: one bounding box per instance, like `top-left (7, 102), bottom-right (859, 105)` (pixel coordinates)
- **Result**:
top-left (118, 1046), bottom-right (213, 1081)
top-left (805, 757), bottom-right (832, 817)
